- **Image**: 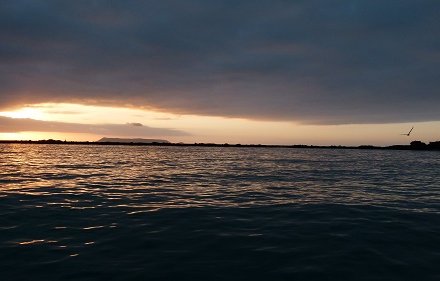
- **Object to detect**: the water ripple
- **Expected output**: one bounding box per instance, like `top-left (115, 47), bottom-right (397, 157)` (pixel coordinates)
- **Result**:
top-left (1, 144), bottom-right (440, 280)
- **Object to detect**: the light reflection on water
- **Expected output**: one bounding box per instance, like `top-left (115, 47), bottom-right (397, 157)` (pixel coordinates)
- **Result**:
top-left (1, 144), bottom-right (440, 280)
top-left (1, 144), bottom-right (439, 212)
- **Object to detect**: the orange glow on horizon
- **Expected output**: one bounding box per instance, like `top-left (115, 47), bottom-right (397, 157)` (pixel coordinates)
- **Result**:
top-left (1, 102), bottom-right (440, 146)
top-left (0, 107), bottom-right (45, 119)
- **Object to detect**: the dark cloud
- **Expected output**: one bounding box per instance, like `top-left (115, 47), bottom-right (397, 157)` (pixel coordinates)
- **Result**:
top-left (0, 116), bottom-right (188, 137)
top-left (0, 0), bottom-right (439, 124)
top-left (128, 122), bottom-right (143, 127)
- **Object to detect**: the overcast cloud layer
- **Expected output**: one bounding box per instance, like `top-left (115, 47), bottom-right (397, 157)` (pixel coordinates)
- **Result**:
top-left (0, 116), bottom-right (187, 137)
top-left (0, 0), bottom-right (439, 124)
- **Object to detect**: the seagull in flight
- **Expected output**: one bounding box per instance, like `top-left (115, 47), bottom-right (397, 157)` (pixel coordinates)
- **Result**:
top-left (401, 126), bottom-right (414, 136)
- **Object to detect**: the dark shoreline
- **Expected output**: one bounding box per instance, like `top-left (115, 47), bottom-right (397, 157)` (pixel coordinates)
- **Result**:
top-left (1, 139), bottom-right (439, 151)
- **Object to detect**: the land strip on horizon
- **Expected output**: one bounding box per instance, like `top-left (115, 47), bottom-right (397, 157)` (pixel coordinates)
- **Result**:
top-left (1, 140), bottom-right (439, 151)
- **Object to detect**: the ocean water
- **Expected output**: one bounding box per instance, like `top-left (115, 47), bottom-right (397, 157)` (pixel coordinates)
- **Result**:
top-left (1, 144), bottom-right (440, 280)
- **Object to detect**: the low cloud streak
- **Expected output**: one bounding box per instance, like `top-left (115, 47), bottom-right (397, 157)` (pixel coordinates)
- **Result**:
top-left (0, 116), bottom-right (188, 137)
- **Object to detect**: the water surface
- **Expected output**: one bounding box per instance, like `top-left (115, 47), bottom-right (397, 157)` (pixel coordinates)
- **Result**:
top-left (1, 144), bottom-right (440, 280)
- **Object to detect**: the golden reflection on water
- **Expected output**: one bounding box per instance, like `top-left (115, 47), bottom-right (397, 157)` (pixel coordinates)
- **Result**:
top-left (18, 239), bottom-right (58, 245)
top-left (1, 144), bottom-right (440, 281)
top-left (18, 239), bottom-right (46, 245)
top-left (1, 143), bottom-right (440, 213)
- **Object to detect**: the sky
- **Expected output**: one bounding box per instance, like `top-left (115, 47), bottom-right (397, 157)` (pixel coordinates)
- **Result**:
top-left (0, 0), bottom-right (439, 145)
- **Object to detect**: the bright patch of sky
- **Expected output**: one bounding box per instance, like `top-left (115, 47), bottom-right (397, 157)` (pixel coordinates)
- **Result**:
top-left (1, 103), bottom-right (439, 145)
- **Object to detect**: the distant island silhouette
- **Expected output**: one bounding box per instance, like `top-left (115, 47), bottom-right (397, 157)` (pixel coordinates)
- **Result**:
top-left (1, 139), bottom-right (439, 151)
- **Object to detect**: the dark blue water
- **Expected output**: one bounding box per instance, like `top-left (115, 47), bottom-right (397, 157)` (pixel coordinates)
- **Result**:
top-left (1, 144), bottom-right (440, 280)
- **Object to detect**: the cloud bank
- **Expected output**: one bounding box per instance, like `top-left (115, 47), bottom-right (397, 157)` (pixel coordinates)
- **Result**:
top-left (0, 116), bottom-right (187, 137)
top-left (0, 0), bottom-right (439, 124)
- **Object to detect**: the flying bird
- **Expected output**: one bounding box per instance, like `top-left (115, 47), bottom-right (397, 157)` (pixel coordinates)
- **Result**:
top-left (401, 126), bottom-right (414, 136)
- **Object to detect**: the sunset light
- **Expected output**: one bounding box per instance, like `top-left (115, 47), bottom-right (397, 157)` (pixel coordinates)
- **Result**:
top-left (1, 102), bottom-right (440, 145)
top-left (1, 1), bottom-right (439, 280)
top-left (0, 107), bottom-right (45, 120)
